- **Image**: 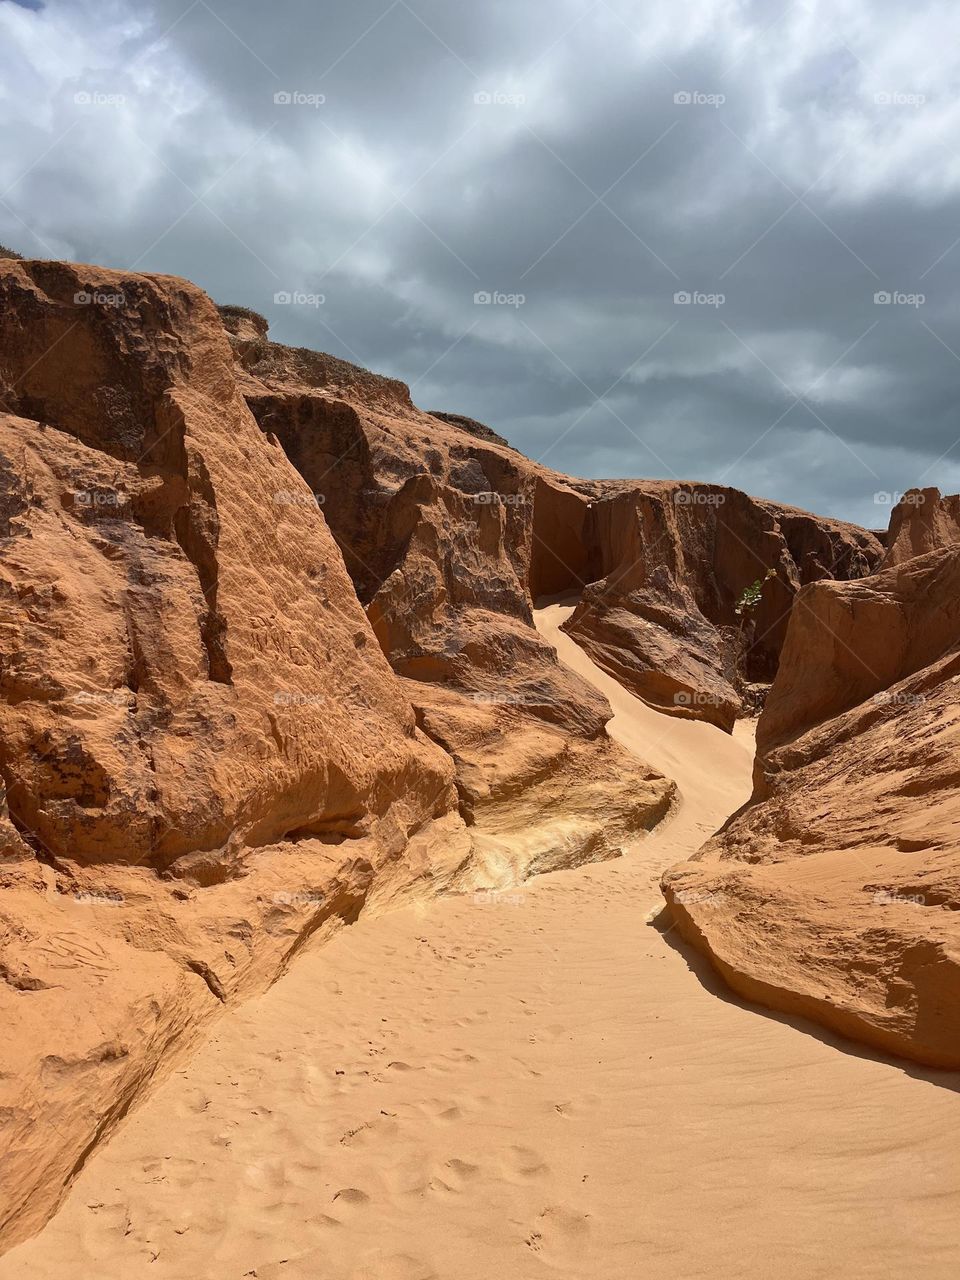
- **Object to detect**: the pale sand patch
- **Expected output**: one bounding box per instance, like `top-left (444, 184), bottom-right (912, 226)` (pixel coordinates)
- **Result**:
top-left (2, 606), bottom-right (958, 1279)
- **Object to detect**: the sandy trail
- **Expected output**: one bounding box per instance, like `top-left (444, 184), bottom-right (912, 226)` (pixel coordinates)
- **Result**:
top-left (535, 599), bottom-right (757, 867)
top-left (3, 606), bottom-right (959, 1279)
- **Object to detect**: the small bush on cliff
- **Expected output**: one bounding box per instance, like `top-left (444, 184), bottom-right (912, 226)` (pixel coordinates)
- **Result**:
top-left (217, 303), bottom-right (268, 329)
top-left (735, 568), bottom-right (777, 620)
top-left (0, 244), bottom-right (23, 259)
top-left (735, 580), bottom-right (763, 617)
top-left (733, 568), bottom-right (778, 686)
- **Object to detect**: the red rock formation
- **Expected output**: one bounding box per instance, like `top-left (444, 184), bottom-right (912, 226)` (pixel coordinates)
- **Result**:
top-left (0, 260), bottom-right (897, 1252)
top-left (0, 259), bottom-right (477, 1247)
top-left (561, 483), bottom-right (881, 730)
top-left (224, 318), bottom-right (882, 736)
top-left (880, 487), bottom-right (960, 568)
top-left (0, 266), bottom-right (673, 1251)
top-left (221, 313), bottom-right (675, 873)
top-left (663, 542), bottom-right (960, 1068)
top-left (0, 261), bottom-right (456, 868)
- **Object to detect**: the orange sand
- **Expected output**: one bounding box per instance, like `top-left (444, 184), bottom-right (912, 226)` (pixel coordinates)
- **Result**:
top-left (2, 605), bottom-right (957, 1279)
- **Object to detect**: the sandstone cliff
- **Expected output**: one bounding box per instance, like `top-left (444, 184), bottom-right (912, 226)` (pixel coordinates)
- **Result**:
top-left (0, 263), bottom-right (672, 1251)
top-left (880, 487), bottom-right (960, 568)
top-left (0, 257), bottom-right (900, 1253)
top-left (561, 483), bottom-right (881, 730)
top-left (663, 538), bottom-right (960, 1067)
top-left (222, 315), bottom-right (882, 738)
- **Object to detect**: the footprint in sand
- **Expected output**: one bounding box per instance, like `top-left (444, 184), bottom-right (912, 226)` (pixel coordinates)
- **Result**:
top-left (244, 1159), bottom-right (288, 1193)
top-left (500, 1145), bottom-right (549, 1182)
top-left (428, 1157), bottom-right (481, 1194)
top-left (348, 1253), bottom-right (437, 1280)
top-left (333, 1187), bottom-right (370, 1207)
top-left (416, 1098), bottom-right (467, 1123)
top-left (526, 1205), bottom-right (593, 1263)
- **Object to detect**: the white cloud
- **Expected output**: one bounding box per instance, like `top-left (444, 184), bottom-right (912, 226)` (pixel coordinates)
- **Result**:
top-left (2, 0), bottom-right (960, 520)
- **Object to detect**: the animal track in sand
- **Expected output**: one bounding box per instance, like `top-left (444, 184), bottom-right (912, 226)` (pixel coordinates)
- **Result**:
top-left (538, 1205), bottom-right (591, 1237)
top-left (338, 1122), bottom-right (371, 1146)
top-left (525, 1204), bottom-right (593, 1264)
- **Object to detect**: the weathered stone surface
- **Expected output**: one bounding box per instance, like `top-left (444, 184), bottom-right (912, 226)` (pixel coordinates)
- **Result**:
top-left (880, 486), bottom-right (960, 568)
top-left (0, 259), bottom-right (475, 1247)
top-left (0, 265), bottom-right (677, 1251)
top-left (663, 542), bottom-right (960, 1068)
top-left (562, 483), bottom-right (881, 730)
top-left (0, 260), bottom-right (902, 1255)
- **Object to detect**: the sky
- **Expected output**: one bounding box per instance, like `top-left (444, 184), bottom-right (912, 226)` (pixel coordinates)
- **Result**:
top-left (2, 0), bottom-right (960, 526)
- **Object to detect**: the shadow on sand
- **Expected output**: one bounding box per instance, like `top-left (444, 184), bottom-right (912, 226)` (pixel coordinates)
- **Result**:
top-left (648, 905), bottom-right (960, 1096)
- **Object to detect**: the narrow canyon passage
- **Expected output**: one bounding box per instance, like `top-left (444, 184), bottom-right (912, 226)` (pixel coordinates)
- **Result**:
top-left (3, 609), bottom-right (958, 1280)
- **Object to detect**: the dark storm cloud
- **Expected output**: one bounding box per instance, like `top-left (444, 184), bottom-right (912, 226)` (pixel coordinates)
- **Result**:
top-left (2, 0), bottom-right (960, 525)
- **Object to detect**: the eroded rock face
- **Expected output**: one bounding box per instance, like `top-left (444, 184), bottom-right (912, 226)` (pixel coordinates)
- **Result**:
top-left (225, 323), bottom-right (882, 737)
top-left (223, 321), bottom-right (611, 739)
top-left (0, 262), bottom-right (454, 868)
top-left (0, 260), bottom-right (475, 1247)
top-left (0, 267), bottom-right (675, 1252)
top-left (880, 487), bottom-right (960, 568)
top-left (561, 484), bottom-right (881, 730)
top-left (221, 318), bottom-right (677, 882)
top-left (0, 263), bottom-right (897, 1252)
top-left (663, 542), bottom-right (960, 1068)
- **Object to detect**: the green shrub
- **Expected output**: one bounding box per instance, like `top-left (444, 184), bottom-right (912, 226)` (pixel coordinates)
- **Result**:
top-left (735, 568), bottom-right (777, 618)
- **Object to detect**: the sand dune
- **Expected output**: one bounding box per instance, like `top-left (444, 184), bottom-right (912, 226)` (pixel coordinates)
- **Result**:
top-left (2, 606), bottom-right (958, 1279)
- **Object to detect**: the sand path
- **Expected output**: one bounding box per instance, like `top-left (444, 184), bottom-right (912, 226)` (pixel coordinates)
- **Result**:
top-left (2, 605), bottom-right (958, 1279)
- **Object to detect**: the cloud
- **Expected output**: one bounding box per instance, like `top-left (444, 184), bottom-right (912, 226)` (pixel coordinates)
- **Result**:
top-left (2, 0), bottom-right (960, 525)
